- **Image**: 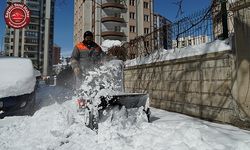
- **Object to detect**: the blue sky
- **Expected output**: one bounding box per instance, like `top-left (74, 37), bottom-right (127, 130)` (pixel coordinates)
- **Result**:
top-left (0, 0), bottom-right (211, 56)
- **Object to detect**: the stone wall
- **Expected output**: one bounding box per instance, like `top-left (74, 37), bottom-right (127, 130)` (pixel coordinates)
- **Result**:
top-left (123, 51), bottom-right (245, 125)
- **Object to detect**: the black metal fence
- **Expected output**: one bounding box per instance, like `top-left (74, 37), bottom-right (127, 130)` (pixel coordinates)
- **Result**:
top-left (123, 1), bottom-right (232, 60)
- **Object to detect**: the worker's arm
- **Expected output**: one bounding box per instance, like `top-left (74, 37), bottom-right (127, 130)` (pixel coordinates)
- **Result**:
top-left (94, 43), bottom-right (105, 57)
top-left (71, 46), bottom-right (81, 76)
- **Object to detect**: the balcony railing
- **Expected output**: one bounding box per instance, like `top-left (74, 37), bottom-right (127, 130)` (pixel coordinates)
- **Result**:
top-left (101, 16), bottom-right (125, 23)
top-left (101, 31), bottom-right (126, 37)
top-left (101, 3), bottom-right (126, 9)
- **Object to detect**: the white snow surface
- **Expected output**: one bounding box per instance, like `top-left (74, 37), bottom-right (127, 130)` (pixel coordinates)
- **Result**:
top-left (101, 40), bottom-right (122, 52)
top-left (1, 96), bottom-right (250, 150)
top-left (0, 57), bottom-right (36, 98)
top-left (125, 39), bottom-right (231, 67)
top-left (1, 58), bottom-right (250, 150)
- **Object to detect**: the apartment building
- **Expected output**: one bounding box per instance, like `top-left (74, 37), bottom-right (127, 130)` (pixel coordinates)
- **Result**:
top-left (4, 0), bottom-right (55, 76)
top-left (53, 44), bottom-right (61, 65)
top-left (153, 13), bottom-right (172, 50)
top-left (212, 0), bottom-right (234, 39)
top-left (74, 0), bottom-right (154, 45)
top-left (172, 35), bottom-right (210, 48)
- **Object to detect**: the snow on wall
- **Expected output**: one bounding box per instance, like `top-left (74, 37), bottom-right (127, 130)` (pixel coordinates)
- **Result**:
top-left (125, 39), bottom-right (231, 67)
top-left (101, 40), bottom-right (122, 52)
top-left (0, 57), bottom-right (36, 98)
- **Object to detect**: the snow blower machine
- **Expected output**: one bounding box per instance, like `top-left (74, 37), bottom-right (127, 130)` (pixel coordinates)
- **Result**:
top-left (76, 93), bottom-right (151, 130)
top-left (56, 47), bottom-right (151, 131)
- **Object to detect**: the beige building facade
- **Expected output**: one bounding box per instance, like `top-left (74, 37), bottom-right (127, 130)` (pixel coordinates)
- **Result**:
top-left (74, 0), bottom-right (154, 45)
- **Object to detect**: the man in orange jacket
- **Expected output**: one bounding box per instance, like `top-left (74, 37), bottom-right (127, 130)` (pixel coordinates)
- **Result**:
top-left (71, 31), bottom-right (104, 89)
top-left (71, 31), bottom-right (104, 78)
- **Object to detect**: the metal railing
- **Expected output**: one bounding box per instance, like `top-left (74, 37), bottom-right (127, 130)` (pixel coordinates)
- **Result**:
top-left (123, 1), bottom-right (233, 60)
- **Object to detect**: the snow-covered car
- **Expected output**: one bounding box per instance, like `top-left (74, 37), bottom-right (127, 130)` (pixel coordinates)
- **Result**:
top-left (0, 57), bottom-right (37, 118)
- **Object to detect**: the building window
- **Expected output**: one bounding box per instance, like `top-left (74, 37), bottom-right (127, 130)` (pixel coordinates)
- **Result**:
top-left (130, 0), bottom-right (135, 6)
top-left (114, 13), bottom-right (120, 17)
top-left (130, 12), bottom-right (135, 19)
top-left (144, 41), bottom-right (149, 47)
top-left (182, 41), bottom-right (185, 47)
top-left (144, 2), bottom-right (149, 8)
top-left (27, 53), bottom-right (35, 58)
top-left (144, 15), bottom-right (149, 22)
top-left (130, 26), bottom-right (135, 32)
top-left (25, 31), bottom-right (38, 37)
top-left (144, 28), bottom-right (149, 34)
top-left (114, 26), bottom-right (121, 32)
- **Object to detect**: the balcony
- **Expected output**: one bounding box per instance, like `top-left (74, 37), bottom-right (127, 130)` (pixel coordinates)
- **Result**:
top-left (101, 16), bottom-right (125, 23)
top-left (101, 3), bottom-right (126, 9)
top-left (101, 31), bottom-right (126, 37)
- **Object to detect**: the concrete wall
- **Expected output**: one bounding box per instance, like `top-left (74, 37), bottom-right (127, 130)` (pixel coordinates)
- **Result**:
top-left (231, 0), bottom-right (250, 128)
top-left (123, 50), bottom-right (250, 127)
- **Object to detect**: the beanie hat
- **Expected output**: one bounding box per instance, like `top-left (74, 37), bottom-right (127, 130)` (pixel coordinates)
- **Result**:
top-left (84, 31), bottom-right (93, 39)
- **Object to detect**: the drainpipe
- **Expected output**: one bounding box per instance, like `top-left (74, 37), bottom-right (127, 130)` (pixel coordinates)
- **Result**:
top-left (136, 0), bottom-right (139, 36)
top-left (21, 0), bottom-right (26, 57)
top-left (43, 0), bottom-right (51, 76)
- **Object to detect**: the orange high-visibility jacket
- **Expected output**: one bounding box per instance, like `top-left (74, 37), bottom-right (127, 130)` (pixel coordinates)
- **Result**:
top-left (71, 41), bottom-right (102, 70)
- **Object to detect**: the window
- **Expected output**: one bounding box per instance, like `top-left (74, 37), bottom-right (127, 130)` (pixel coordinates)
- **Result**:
top-left (4, 38), bottom-right (9, 43)
top-left (27, 3), bottom-right (39, 9)
top-left (114, 13), bottom-right (120, 17)
top-left (144, 2), bottom-right (149, 8)
top-left (144, 41), bottom-right (149, 47)
top-left (31, 10), bottom-right (40, 16)
top-left (25, 31), bottom-right (38, 37)
top-left (114, 26), bottom-right (121, 32)
top-left (130, 26), bottom-right (135, 32)
top-left (130, 12), bottom-right (135, 19)
top-left (28, 25), bottom-right (38, 30)
top-left (144, 28), bottom-right (149, 34)
top-left (27, 53), bottom-right (35, 58)
top-left (25, 38), bottom-right (38, 44)
top-left (182, 41), bottom-right (185, 47)
top-left (144, 15), bottom-right (149, 21)
top-left (130, 0), bottom-right (135, 6)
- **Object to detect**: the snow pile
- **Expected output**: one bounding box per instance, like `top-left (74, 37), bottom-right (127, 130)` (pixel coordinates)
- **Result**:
top-left (125, 39), bottom-right (231, 67)
top-left (77, 59), bottom-right (124, 106)
top-left (0, 98), bottom-right (99, 150)
top-left (101, 40), bottom-right (122, 52)
top-left (0, 57), bottom-right (36, 98)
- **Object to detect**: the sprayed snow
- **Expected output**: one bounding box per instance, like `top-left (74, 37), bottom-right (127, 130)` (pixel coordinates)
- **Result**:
top-left (1, 58), bottom-right (250, 150)
top-left (77, 59), bottom-right (124, 106)
top-left (101, 40), bottom-right (122, 52)
top-left (0, 57), bottom-right (36, 98)
top-left (125, 39), bottom-right (231, 67)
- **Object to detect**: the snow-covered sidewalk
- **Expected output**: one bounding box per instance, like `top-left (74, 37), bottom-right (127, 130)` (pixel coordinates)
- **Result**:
top-left (0, 84), bottom-right (250, 150)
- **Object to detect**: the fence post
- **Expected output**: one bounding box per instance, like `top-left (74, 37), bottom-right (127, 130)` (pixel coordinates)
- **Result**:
top-left (221, 0), bottom-right (229, 39)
